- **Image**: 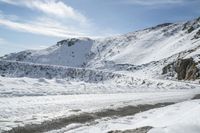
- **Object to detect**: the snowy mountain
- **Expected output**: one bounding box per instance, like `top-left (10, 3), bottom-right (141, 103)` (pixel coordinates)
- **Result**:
top-left (1, 17), bottom-right (200, 81)
top-left (1, 38), bottom-right (94, 67)
top-left (1, 17), bottom-right (200, 133)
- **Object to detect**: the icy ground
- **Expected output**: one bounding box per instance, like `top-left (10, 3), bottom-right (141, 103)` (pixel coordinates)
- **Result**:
top-left (63, 99), bottom-right (200, 133)
top-left (0, 76), bottom-right (200, 132)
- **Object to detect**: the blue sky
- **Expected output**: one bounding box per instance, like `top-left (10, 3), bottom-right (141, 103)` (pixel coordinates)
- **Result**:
top-left (0, 0), bottom-right (200, 56)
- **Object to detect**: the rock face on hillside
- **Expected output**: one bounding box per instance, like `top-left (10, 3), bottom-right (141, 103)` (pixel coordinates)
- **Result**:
top-left (176, 58), bottom-right (199, 80)
top-left (0, 60), bottom-right (123, 83)
top-left (163, 58), bottom-right (200, 80)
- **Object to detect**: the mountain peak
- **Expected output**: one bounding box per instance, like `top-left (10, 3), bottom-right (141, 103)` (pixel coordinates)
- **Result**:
top-left (56, 37), bottom-right (93, 47)
top-left (149, 23), bottom-right (173, 30)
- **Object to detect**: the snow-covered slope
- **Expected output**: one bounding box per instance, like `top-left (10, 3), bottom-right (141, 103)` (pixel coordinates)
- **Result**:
top-left (1, 38), bottom-right (94, 67)
top-left (2, 17), bottom-right (200, 68)
top-left (0, 17), bottom-right (200, 82)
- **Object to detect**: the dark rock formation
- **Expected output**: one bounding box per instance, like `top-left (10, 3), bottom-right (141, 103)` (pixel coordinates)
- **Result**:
top-left (188, 26), bottom-right (195, 33)
top-left (183, 17), bottom-right (200, 34)
top-left (162, 62), bottom-right (175, 75)
top-left (0, 51), bottom-right (32, 61)
top-left (56, 38), bottom-right (79, 47)
top-left (194, 29), bottom-right (200, 39)
top-left (162, 58), bottom-right (199, 80)
top-left (150, 23), bottom-right (172, 30)
top-left (175, 58), bottom-right (199, 80)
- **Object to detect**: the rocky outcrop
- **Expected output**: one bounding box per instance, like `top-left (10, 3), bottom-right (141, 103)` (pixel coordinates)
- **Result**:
top-left (183, 17), bottom-right (200, 34)
top-left (162, 62), bottom-right (176, 76)
top-left (175, 58), bottom-right (199, 80)
top-left (194, 29), bottom-right (200, 39)
top-left (56, 38), bottom-right (79, 47)
top-left (0, 60), bottom-right (122, 83)
top-left (1, 51), bottom-right (32, 61)
top-left (162, 58), bottom-right (200, 80)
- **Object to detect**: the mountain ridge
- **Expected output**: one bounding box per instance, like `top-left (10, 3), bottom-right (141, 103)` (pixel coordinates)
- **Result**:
top-left (1, 17), bottom-right (200, 81)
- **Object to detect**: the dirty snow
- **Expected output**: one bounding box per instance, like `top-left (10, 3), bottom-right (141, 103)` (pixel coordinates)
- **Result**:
top-left (62, 100), bottom-right (200, 133)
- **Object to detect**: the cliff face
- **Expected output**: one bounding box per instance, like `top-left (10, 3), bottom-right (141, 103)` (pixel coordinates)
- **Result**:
top-left (175, 58), bottom-right (199, 80)
top-left (163, 58), bottom-right (199, 80)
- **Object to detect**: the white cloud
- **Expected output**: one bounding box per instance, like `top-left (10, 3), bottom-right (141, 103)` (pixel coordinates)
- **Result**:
top-left (28, 0), bottom-right (87, 23)
top-left (0, 0), bottom-right (118, 38)
top-left (0, 0), bottom-right (98, 38)
top-left (0, 11), bottom-right (112, 38)
top-left (0, 16), bottom-right (87, 38)
top-left (0, 0), bottom-right (87, 22)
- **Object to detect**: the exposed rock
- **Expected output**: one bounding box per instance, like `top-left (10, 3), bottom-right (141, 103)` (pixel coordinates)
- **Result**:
top-left (0, 60), bottom-right (123, 83)
top-left (162, 58), bottom-right (199, 80)
top-left (193, 29), bottom-right (200, 39)
top-left (1, 51), bottom-right (32, 61)
top-left (183, 17), bottom-right (200, 33)
top-left (187, 26), bottom-right (195, 33)
top-left (56, 38), bottom-right (79, 47)
top-left (175, 58), bottom-right (199, 80)
top-left (162, 62), bottom-right (175, 75)
top-left (149, 23), bottom-right (172, 30)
